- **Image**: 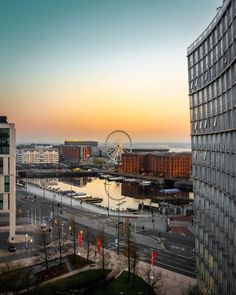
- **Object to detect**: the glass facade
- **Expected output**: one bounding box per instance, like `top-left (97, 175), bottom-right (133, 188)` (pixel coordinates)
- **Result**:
top-left (187, 1), bottom-right (236, 294)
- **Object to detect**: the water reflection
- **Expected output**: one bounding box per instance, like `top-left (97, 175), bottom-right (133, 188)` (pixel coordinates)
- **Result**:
top-left (24, 177), bottom-right (192, 211)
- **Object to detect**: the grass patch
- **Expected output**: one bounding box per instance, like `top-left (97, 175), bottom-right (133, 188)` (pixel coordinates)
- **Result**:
top-left (35, 263), bottom-right (68, 283)
top-left (31, 269), bottom-right (110, 295)
top-left (89, 271), bottom-right (155, 295)
top-left (67, 253), bottom-right (93, 268)
top-left (0, 259), bottom-right (68, 293)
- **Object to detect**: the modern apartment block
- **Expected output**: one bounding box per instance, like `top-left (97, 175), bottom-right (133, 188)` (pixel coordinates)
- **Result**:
top-left (187, 0), bottom-right (236, 294)
top-left (0, 116), bottom-right (16, 243)
top-left (16, 147), bottom-right (59, 165)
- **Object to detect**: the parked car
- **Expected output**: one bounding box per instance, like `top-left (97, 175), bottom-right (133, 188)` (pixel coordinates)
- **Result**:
top-left (8, 244), bottom-right (16, 252)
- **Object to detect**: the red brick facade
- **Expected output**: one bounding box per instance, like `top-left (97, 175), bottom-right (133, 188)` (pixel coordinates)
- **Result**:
top-left (119, 153), bottom-right (192, 178)
top-left (59, 146), bottom-right (81, 163)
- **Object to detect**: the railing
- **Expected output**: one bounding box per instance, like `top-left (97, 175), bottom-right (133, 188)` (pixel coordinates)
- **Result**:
top-left (187, 0), bottom-right (230, 54)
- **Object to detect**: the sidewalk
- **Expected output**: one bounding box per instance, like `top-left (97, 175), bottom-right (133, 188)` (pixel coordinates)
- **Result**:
top-left (26, 184), bottom-right (151, 218)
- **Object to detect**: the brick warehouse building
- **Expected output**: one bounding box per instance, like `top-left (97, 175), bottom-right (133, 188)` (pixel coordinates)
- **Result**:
top-left (119, 153), bottom-right (192, 178)
top-left (59, 140), bottom-right (97, 164)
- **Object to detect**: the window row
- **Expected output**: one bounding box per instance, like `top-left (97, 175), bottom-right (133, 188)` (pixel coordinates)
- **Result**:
top-left (189, 3), bottom-right (233, 67)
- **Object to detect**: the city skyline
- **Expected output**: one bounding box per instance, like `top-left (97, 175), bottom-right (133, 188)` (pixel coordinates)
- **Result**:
top-left (1, 0), bottom-right (222, 142)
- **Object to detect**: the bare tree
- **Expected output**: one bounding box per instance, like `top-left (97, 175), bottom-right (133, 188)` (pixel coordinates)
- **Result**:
top-left (40, 229), bottom-right (50, 271)
top-left (85, 226), bottom-right (94, 263)
top-left (122, 221), bottom-right (132, 282)
top-left (130, 241), bottom-right (139, 287)
top-left (68, 216), bottom-right (77, 265)
top-left (97, 227), bottom-right (109, 275)
top-left (54, 219), bottom-right (64, 269)
top-left (142, 264), bottom-right (165, 295)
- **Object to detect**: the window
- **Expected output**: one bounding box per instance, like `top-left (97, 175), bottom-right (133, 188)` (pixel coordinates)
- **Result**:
top-left (0, 158), bottom-right (3, 174)
top-left (0, 194), bottom-right (3, 210)
top-left (213, 117), bottom-right (217, 127)
top-left (0, 128), bottom-right (9, 154)
top-left (4, 176), bottom-right (9, 193)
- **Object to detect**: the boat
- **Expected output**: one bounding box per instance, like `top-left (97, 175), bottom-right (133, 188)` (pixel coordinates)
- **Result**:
top-left (108, 176), bottom-right (124, 182)
top-left (139, 180), bottom-right (151, 186)
top-left (99, 174), bottom-right (111, 179)
top-left (124, 178), bottom-right (138, 183)
top-left (160, 188), bottom-right (180, 194)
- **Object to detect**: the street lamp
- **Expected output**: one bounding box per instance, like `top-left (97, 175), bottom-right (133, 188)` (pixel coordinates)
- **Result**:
top-left (30, 238), bottom-right (33, 252)
top-left (25, 234), bottom-right (28, 252)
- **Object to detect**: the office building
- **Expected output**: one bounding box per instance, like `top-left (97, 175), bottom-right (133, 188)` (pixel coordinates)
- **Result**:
top-left (0, 116), bottom-right (16, 243)
top-left (187, 0), bottom-right (236, 294)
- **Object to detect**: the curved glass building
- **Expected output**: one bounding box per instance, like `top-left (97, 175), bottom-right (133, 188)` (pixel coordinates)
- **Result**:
top-left (187, 1), bottom-right (236, 294)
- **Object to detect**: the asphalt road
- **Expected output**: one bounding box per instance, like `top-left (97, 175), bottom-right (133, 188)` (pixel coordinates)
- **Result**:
top-left (9, 187), bottom-right (196, 278)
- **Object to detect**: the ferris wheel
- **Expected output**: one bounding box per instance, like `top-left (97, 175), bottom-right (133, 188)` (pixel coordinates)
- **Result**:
top-left (105, 130), bottom-right (132, 165)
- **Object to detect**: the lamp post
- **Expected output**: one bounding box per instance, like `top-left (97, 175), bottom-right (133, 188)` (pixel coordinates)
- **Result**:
top-left (30, 238), bottom-right (33, 252)
top-left (25, 234), bottom-right (28, 252)
top-left (117, 202), bottom-right (120, 255)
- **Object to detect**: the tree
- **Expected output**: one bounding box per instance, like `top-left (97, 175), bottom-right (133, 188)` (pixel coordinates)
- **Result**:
top-left (54, 219), bottom-right (64, 269)
top-left (85, 226), bottom-right (94, 263)
top-left (122, 220), bottom-right (132, 282)
top-left (40, 229), bottom-right (50, 271)
top-left (142, 264), bottom-right (165, 295)
top-left (68, 216), bottom-right (77, 265)
top-left (130, 241), bottom-right (139, 287)
top-left (97, 227), bottom-right (110, 275)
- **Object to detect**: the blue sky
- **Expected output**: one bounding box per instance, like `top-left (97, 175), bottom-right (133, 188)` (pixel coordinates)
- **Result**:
top-left (0, 0), bottom-right (223, 142)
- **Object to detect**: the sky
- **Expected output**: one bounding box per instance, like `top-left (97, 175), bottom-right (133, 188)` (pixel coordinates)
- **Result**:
top-left (0, 0), bottom-right (222, 143)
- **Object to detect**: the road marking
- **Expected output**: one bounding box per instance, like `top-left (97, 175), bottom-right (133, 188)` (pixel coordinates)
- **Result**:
top-left (146, 259), bottom-right (196, 277)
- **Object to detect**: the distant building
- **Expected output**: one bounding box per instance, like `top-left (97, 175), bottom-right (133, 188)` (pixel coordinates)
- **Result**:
top-left (0, 116), bottom-right (16, 243)
top-left (59, 140), bottom-right (97, 163)
top-left (16, 147), bottom-right (59, 164)
top-left (119, 153), bottom-right (192, 178)
top-left (64, 140), bottom-right (98, 147)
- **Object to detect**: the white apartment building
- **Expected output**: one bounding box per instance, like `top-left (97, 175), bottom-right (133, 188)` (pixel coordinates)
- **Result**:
top-left (0, 116), bottom-right (16, 243)
top-left (17, 147), bottom-right (59, 165)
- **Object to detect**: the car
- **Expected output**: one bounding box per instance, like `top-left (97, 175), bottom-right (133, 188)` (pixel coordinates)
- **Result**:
top-left (8, 245), bottom-right (16, 252)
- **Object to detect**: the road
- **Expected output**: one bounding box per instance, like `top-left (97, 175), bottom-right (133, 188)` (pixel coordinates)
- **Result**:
top-left (4, 187), bottom-right (196, 278)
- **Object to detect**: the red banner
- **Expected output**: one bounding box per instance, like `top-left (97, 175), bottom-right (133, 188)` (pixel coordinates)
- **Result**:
top-left (151, 251), bottom-right (156, 266)
top-left (78, 231), bottom-right (83, 247)
top-left (97, 237), bottom-right (102, 253)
